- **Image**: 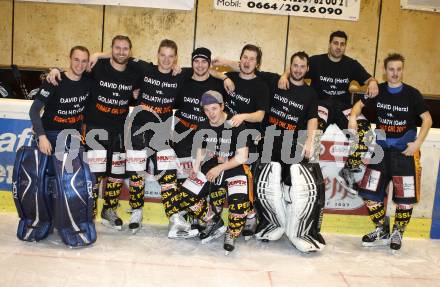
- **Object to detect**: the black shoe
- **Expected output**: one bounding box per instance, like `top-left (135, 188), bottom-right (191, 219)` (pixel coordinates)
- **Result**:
top-left (390, 225), bottom-right (403, 250)
top-left (362, 224), bottom-right (390, 247)
top-left (224, 232), bottom-right (235, 254)
top-left (200, 216), bottom-right (226, 243)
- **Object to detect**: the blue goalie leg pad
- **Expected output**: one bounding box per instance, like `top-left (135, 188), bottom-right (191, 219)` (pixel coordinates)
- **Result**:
top-left (12, 146), bottom-right (53, 242)
top-left (51, 148), bottom-right (97, 247)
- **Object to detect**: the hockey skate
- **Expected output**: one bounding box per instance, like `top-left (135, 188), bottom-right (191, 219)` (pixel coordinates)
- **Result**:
top-left (168, 213), bottom-right (199, 239)
top-left (242, 213), bottom-right (257, 241)
top-left (390, 225), bottom-right (403, 251)
top-left (362, 222), bottom-right (390, 247)
top-left (128, 208), bottom-right (143, 234)
top-left (101, 208), bottom-right (123, 231)
top-left (200, 215), bottom-right (227, 244)
top-left (224, 231), bottom-right (235, 255)
top-left (336, 167), bottom-right (359, 195)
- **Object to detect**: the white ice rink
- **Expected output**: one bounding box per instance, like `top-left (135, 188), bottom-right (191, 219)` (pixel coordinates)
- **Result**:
top-left (1, 213), bottom-right (439, 287)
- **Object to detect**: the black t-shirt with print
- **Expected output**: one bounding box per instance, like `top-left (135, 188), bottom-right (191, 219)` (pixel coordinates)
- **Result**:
top-left (175, 76), bottom-right (225, 130)
top-left (361, 83), bottom-right (428, 138)
top-left (199, 113), bottom-right (249, 171)
top-left (224, 72), bottom-right (270, 132)
top-left (35, 73), bottom-right (91, 131)
top-left (258, 71), bottom-right (318, 154)
top-left (128, 58), bottom-right (192, 126)
top-left (308, 54), bottom-right (371, 104)
top-left (86, 58), bottom-right (140, 130)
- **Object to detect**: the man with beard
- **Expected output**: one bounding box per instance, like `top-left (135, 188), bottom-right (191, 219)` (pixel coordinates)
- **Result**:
top-left (250, 52), bottom-right (325, 252)
top-left (279, 31), bottom-right (379, 194)
top-left (349, 53), bottom-right (432, 251)
top-left (47, 35), bottom-right (140, 231)
top-left (89, 39), bottom-right (192, 234)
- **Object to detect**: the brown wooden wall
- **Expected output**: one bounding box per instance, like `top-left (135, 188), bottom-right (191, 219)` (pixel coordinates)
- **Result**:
top-left (0, 0), bottom-right (438, 96)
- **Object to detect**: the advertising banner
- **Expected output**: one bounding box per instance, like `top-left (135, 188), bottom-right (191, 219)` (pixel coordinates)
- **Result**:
top-left (17, 0), bottom-right (195, 10)
top-left (214, 0), bottom-right (361, 21)
top-left (0, 118), bottom-right (33, 191)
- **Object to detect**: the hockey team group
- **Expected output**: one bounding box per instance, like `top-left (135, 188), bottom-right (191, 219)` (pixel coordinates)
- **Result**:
top-left (12, 30), bottom-right (432, 255)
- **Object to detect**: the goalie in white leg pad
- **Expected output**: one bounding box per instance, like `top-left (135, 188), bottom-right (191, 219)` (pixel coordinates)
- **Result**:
top-left (254, 162), bottom-right (286, 241)
top-left (284, 163), bottom-right (325, 252)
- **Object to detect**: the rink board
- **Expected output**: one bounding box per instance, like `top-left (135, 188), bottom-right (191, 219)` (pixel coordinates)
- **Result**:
top-left (0, 192), bottom-right (432, 238)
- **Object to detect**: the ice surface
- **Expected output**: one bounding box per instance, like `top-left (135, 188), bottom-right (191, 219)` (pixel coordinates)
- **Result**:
top-left (1, 213), bottom-right (439, 287)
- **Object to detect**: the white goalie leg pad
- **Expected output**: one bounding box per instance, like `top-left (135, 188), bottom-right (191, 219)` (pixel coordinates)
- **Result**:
top-left (254, 162), bottom-right (286, 241)
top-left (284, 164), bottom-right (323, 252)
top-left (126, 149), bottom-right (147, 172)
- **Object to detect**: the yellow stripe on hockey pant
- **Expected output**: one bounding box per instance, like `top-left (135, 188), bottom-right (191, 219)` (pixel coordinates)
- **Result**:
top-left (0, 191), bottom-right (431, 238)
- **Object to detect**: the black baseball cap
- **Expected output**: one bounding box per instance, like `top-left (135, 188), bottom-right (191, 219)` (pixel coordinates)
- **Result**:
top-left (192, 47), bottom-right (211, 64)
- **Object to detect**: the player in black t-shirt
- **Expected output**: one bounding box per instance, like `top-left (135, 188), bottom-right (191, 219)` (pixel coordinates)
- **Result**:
top-left (251, 52), bottom-right (326, 252)
top-left (171, 47), bottom-right (231, 237)
top-left (88, 40), bottom-right (191, 233)
top-left (47, 35), bottom-right (140, 230)
top-left (213, 44), bottom-right (270, 239)
top-left (177, 90), bottom-right (252, 253)
top-left (278, 31), bottom-right (380, 194)
top-left (125, 40), bottom-right (194, 234)
top-left (349, 53), bottom-right (432, 251)
top-left (30, 46), bottom-right (91, 155)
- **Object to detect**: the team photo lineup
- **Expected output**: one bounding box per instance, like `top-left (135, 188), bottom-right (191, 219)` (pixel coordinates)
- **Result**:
top-left (13, 30), bottom-right (432, 255)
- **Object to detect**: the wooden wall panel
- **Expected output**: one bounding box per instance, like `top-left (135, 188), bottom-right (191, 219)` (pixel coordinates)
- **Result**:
top-left (195, 0), bottom-right (288, 73)
top-left (287, 0), bottom-right (380, 77)
top-left (103, 6), bottom-right (195, 67)
top-left (0, 0), bottom-right (13, 66)
top-left (13, 2), bottom-right (103, 68)
top-left (376, 0), bottom-right (440, 96)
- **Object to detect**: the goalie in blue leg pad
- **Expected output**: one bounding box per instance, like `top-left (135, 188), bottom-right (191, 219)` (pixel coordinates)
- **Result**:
top-left (12, 146), bottom-right (53, 242)
top-left (51, 147), bottom-right (97, 247)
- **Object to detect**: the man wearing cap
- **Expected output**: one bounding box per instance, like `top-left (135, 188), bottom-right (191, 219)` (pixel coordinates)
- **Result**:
top-left (177, 90), bottom-right (252, 253)
top-left (169, 47), bottom-right (230, 238)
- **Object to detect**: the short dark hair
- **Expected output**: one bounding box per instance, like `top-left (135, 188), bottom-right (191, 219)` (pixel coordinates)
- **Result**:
top-left (240, 44), bottom-right (263, 68)
top-left (111, 35), bottom-right (132, 49)
top-left (70, 46), bottom-right (90, 58)
top-left (384, 53), bottom-right (405, 68)
top-left (290, 51), bottom-right (309, 65)
top-left (158, 39), bottom-right (178, 54)
top-left (329, 30), bottom-right (348, 43)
